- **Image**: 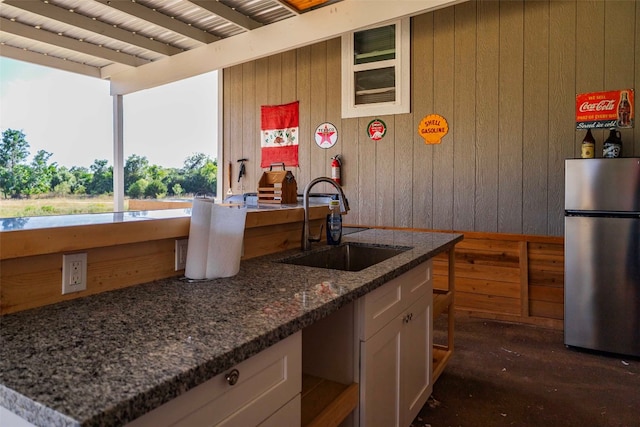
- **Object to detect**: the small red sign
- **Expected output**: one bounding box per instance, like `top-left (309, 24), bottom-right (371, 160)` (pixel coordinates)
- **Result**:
top-left (367, 119), bottom-right (387, 141)
top-left (576, 89), bottom-right (634, 129)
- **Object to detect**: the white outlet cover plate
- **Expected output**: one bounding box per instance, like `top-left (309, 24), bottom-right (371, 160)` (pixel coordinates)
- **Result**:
top-left (62, 253), bottom-right (87, 294)
top-left (175, 239), bottom-right (188, 271)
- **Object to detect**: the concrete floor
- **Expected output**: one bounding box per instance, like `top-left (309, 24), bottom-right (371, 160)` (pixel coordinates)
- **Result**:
top-left (414, 315), bottom-right (639, 427)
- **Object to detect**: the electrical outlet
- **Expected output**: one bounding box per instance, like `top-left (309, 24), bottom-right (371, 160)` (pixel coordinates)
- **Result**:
top-left (175, 239), bottom-right (188, 271)
top-left (62, 253), bottom-right (87, 294)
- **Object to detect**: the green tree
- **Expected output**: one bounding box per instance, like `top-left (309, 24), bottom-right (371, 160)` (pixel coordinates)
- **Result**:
top-left (147, 164), bottom-right (168, 182)
top-left (172, 183), bottom-right (184, 197)
top-left (0, 129), bottom-right (30, 198)
top-left (128, 178), bottom-right (148, 199)
top-left (70, 166), bottom-right (91, 194)
top-left (181, 153), bottom-right (217, 196)
top-left (164, 167), bottom-right (184, 197)
top-left (124, 154), bottom-right (149, 194)
top-left (51, 166), bottom-right (76, 196)
top-left (0, 135), bottom-right (218, 201)
top-left (88, 159), bottom-right (113, 195)
top-left (144, 179), bottom-right (167, 199)
top-left (29, 150), bottom-right (56, 195)
top-left (5, 164), bottom-right (31, 198)
top-left (182, 152), bottom-right (208, 171)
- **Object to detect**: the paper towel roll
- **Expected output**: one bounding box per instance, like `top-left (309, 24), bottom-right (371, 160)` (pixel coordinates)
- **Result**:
top-left (185, 199), bottom-right (248, 280)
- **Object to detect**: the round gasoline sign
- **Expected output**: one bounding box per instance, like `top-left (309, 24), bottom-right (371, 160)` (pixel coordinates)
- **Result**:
top-left (314, 122), bottom-right (338, 149)
top-left (367, 119), bottom-right (387, 141)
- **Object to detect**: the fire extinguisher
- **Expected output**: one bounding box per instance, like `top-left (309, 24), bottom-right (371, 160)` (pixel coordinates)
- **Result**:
top-left (331, 155), bottom-right (342, 186)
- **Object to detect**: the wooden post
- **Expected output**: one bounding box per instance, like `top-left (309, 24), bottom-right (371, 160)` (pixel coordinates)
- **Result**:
top-left (447, 248), bottom-right (455, 351)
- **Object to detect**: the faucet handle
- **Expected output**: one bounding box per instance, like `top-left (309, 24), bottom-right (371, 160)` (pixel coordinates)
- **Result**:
top-left (309, 223), bottom-right (324, 243)
top-left (340, 195), bottom-right (350, 214)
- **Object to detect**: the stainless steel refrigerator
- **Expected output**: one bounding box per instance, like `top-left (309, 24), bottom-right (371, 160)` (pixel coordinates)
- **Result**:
top-left (564, 158), bottom-right (640, 357)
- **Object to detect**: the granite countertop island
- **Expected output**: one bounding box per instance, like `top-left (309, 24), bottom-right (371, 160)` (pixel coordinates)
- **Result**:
top-left (0, 228), bottom-right (462, 427)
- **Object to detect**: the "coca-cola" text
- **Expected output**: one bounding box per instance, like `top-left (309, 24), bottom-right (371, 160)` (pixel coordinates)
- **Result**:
top-left (578, 100), bottom-right (616, 112)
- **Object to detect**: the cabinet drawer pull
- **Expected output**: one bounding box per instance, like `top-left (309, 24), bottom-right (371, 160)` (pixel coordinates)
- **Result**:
top-left (225, 369), bottom-right (240, 386)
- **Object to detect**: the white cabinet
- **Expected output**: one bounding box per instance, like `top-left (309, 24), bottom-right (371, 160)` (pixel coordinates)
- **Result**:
top-left (401, 293), bottom-right (431, 423)
top-left (259, 395), bottom-right (300, 427)
top-left (358, 261), bottom-right (433, 427)
top-left (127, 331), bottom-right (301, 427)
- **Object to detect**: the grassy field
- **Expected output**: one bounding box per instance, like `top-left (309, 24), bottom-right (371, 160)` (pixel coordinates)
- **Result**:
top-left (0, 196), bottom-right (127, 218)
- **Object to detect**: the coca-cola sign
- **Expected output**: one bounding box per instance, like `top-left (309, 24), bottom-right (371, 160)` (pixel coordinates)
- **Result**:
top-left (578, 99), bottom-right (616, 113)
top-left (576, 89), bottom-right (634, 129)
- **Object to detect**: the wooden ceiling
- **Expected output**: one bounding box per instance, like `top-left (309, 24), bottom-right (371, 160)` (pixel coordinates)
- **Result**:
top-left (285, 0), bottom-right (329, 12)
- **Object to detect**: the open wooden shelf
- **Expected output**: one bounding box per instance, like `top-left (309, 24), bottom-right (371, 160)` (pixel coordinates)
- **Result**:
top-left (432, 345), bottom-right (453, 383)
top-left (432, 249), bottom-right (456, 384)
top-left (433, 289), bottom-right (453, 318)
top-left (301, 374), bottom-right (358, 427)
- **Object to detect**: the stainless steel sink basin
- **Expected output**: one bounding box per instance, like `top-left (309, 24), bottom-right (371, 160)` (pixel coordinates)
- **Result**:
top-left (278, 243), bottom-right (411, 272)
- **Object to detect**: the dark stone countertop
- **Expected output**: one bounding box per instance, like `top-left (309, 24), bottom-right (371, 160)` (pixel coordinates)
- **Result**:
top-left (0, 229), bottom-right (462, 427)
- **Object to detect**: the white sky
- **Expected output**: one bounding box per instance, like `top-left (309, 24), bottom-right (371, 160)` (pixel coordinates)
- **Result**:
top-left (0, 58), bottom-right (218, 169)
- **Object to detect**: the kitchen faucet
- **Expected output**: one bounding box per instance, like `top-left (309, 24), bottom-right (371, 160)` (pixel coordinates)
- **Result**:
top-left (302, 177), bottom-right (350, 250)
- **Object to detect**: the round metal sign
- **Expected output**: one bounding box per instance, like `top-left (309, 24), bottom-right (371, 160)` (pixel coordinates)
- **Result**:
top-left (367, 119), bottom-right (387, 141)
top-left (314, 122), bottom-right (338, 149)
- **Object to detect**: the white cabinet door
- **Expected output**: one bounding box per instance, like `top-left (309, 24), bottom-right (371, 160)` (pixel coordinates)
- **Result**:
top-left (359, 260), bottom-right (433, 427)
top-left (359, 261), bottom-right (431, 341)
top-left (401, 294), bottom-right (432, 426)
top-left (360, 316), bottom-right (402, 427)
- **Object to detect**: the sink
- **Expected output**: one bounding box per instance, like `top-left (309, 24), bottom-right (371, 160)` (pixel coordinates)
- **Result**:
top-left (278, 243), bottom-right (411, 272)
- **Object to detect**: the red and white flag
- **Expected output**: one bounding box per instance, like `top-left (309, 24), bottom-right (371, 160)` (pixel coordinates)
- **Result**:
top-left (260, 101), bottom-right (299, 168)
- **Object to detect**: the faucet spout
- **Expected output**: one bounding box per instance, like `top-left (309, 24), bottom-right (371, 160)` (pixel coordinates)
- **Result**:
top-left (302, 177), bottom-right (350, 250)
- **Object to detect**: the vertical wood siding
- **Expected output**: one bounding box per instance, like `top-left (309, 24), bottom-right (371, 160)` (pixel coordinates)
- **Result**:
top-left (223, 0), bottom-right (639, 237)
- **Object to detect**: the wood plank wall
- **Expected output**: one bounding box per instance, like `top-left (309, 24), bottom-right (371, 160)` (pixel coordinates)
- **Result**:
top-left (430, 230), bottom-right (565, 329)
top-left (222, 0), bottom-right (639, 238)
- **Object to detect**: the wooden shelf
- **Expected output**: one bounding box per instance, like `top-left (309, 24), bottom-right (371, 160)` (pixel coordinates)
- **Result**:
top-left (301, 374), bottom-right (358, 427)
top-left (432, 345), bottom-right (453, 383)
top-left (433, 289), bottom-right (453, 318)
top-left (432, 248), bottom-right (456, 384)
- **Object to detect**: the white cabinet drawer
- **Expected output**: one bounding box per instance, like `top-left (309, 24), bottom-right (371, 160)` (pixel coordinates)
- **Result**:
top-left (127, 332), bottom-right (302, 427)
top-left (401, 260), bottom-right (431, 303)
top-left (359, 260), bottom-right (432, 341)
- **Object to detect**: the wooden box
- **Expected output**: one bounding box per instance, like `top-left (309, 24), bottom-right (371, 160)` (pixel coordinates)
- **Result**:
top-left (258, 170), bottom-right (298, 204)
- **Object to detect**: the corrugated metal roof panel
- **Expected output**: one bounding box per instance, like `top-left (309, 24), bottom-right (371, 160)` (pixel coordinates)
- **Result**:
top-left (229, 0), bottom-right (296, 24)
top-left (1, 32), bottom-right (112, 68)
top-left (0, 0), bottom-right (340, 78)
